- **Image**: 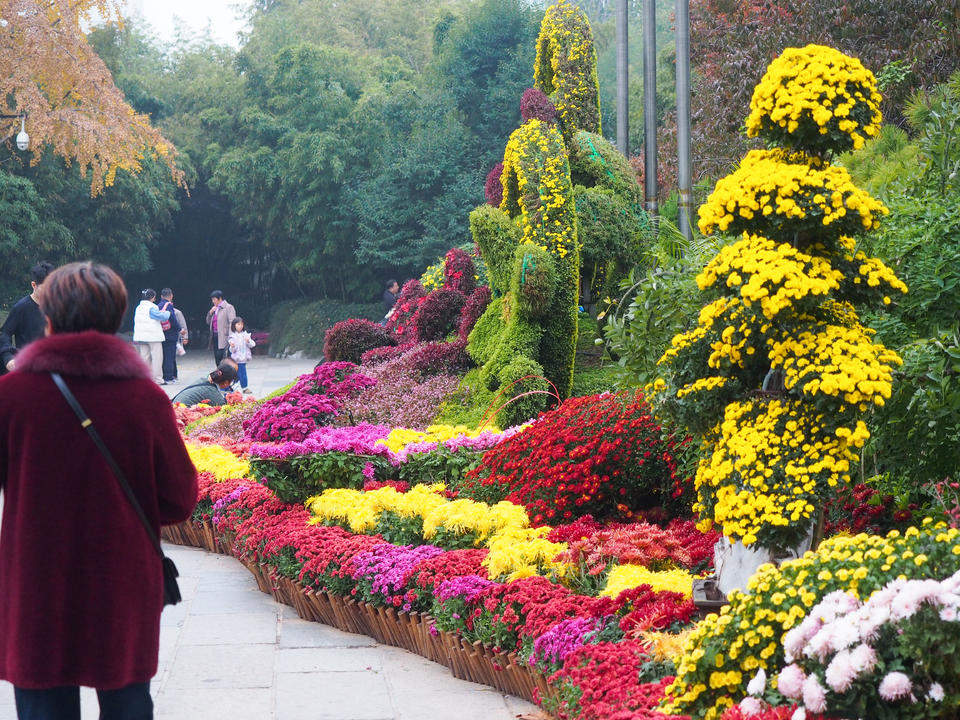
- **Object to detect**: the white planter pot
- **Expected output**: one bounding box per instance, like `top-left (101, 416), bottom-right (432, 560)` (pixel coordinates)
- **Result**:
top-left (714, 524), bottom-right (817, 596)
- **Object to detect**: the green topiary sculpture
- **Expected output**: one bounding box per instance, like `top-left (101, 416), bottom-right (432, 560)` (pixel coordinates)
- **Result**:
top-left (455, 0), bottom-right (647, 427)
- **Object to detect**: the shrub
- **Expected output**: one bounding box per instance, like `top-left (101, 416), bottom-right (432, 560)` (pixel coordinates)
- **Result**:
top-left (484, 162), bottom-right (505, 206)
top-left (465, 392), bottom-right (686, 525)
top-left (360, 343), bottom-right (412, 366)
top-left (499, 118), bottom-right (579, 398)
top-left (386, 280), bottom-right (428, 342)
top-left (412, 288), bottom-right (467, 342)
top-left (458, 285), bottom-right (492, 342)
top-left (520, 87), bottom-right (558, 124)
top-left (655, 47), bottom-right (905, 552)
top-left (404, 340), bottom-right (472, 376)
top-left (443, 247), bottom-right (477, 295)
top-left (323, 319), bottom-right (396, 364)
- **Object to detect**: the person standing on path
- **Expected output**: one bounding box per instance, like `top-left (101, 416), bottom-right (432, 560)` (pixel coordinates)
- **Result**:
top-left (227, 317), bottom-right (256, 394)
top-left (0, 261), bottom-right (197, 720)
top-left (132, 289), bottom-right (169, 384)
top-left (206, 290), bottom-right (235, 366)
top-left (157, 288), bottom-right (181, 384)
top-left (0, 261), bottom-right (55, 374)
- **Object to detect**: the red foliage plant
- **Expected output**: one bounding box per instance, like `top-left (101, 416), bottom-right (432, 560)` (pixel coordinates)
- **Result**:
top-left (323, 319), bottom-right (396, 364)
top-left (824, 482), bottom-right (920, 537)
top-left (485, 162), bottom-right (504, 206)
top-left (360, 343), bottom-right (412, 366)
top-left (403, 339), bottom-right (471, 375)
top-left (520, 87), bottom-right (558, 125)
top-left (443, 247), bottom-right (477, 295)
top-left (412, 287), bottom-right (466, 342)
top-left (466, 392), bottom-right (688, 525)
top-left (458, 285), bottom-right (492, 341)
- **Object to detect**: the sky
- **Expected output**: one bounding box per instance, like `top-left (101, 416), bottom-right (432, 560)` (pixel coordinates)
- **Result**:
top-left (125, 0), bottom-right (247, 47)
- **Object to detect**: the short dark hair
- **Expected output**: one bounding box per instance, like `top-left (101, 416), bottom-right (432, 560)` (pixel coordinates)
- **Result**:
top-left (30, 261), bottom-right (54, 285)
top-left (210, 359), bottom-right (237, 385)
top-left (40, 262), bottom-right (128, 335)
top-left (386, 279), bottom-right (398, 289)
top-left (210, 290), bottom-right (223, 300)
top-left (142, 288), bottom-right (157, 301)
top-left (160, 288), bottom-right (173, 298)
top-left (231, 317), bottom-right (244, 332)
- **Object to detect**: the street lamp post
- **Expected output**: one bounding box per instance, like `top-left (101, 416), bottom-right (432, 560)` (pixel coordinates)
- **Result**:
top-left (675, 0), bottom-right (693, 242)
top-left (616, 0), bottom-right (629, 157)
top-left (642, 0), bottom-right (658, 216)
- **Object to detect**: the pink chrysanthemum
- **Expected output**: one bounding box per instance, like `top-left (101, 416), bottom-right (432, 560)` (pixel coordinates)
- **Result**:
top-left (778, 664), bottom-right (806, 700)
top-left (802, 674), bottom-right (828, 713)
top-left (824, 648), bottom-right (857, 693)
top-left (878, 671), bottom-right (912, 701)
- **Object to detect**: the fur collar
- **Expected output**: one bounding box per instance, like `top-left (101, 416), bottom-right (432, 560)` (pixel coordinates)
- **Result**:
top-left (15, 331), bottom-right (152, 380)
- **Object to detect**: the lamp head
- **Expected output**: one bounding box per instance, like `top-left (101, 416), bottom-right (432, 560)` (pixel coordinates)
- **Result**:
top-left (15, 117), bottom-right (27, 151)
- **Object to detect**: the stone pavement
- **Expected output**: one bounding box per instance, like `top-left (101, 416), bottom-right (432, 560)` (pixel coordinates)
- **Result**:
top-left (0, 543), bottom-right (536, 720)
top-left (161, 350), bottom-right (319, 400)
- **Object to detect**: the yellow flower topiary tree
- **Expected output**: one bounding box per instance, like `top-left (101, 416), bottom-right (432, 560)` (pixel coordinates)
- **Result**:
top-left (654, 45), bottom-right (907, 554)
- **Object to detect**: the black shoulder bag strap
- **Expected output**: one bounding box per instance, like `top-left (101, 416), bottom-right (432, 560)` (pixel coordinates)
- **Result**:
top-left (50, 372), bottom-right (182, 606)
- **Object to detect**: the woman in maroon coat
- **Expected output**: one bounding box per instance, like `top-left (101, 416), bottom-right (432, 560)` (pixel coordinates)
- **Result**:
top-left (0, 262), bottom-right (198, 719)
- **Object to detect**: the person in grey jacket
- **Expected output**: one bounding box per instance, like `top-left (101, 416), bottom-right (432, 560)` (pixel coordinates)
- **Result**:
top-left (170, 360), bottom-right (238, 407)
top-left (205, 291), bottom-right (236, 366)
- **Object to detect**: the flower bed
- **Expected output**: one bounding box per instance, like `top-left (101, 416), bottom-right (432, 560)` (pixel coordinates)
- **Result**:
top-left (174, 384), bottom-right (960, 720)
top-left (162, 470), bottom-right (717, 711)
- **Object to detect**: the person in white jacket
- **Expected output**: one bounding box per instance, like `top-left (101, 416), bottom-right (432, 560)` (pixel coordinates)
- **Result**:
top-left (227, 317), bottom-right (256, 393)
top-left (132, 289), bottom-right (169, 384)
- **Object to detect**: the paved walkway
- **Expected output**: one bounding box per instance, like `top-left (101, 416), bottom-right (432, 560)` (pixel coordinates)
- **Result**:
top-left (162, 351), bottom-right (319, 400)
top-left (0, 543), bottom-right (536, 719)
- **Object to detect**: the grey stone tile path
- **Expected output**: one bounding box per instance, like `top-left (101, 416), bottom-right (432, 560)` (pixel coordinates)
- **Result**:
top-left (162, 350), bottom-right (320, 401)
top-left (0, 543), bottom-right (536, 719)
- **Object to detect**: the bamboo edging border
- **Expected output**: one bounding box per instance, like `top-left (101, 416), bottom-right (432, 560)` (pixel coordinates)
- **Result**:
top-left (162, 519), bottom-right (556, 708)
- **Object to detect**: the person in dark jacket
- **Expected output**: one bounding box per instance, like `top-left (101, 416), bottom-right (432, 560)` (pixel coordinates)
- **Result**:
top-left (0, 261), bottom-right (198, 720)
top-left (158, 288), bottom-right (181, 384)
top-left (0, 261), bottom-right (54, 374)
top-left (381, 279), bottom-right (400, 326)
top-left (382, 279), bottom-right (399, 312)
top-left (170, 359), bottom-right (238, 407)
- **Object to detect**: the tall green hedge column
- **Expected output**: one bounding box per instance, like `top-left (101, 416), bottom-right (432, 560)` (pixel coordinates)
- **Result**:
top-left (500, 119), bottom-right (579, 397)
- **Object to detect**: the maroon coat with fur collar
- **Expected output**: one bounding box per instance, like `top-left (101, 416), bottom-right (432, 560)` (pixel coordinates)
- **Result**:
top-left (0, 331), bottom-right (197, 689)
